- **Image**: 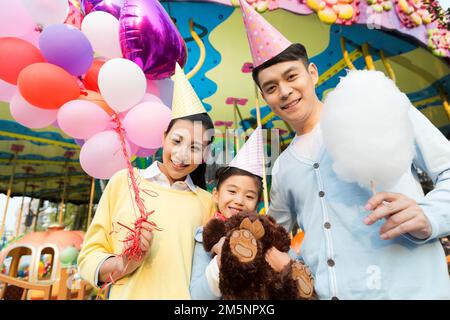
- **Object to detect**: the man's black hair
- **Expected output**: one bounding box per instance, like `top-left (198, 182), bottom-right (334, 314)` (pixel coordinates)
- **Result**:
top-left (252, 43), bottom-right (310, 88)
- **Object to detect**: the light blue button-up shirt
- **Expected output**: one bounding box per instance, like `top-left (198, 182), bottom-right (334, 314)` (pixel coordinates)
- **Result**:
top-left (269, 107), bottom-right (450, 299)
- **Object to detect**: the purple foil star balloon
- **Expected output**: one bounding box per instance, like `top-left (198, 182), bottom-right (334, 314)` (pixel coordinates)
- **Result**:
top-left (119, 0), bottom-right (187, 80)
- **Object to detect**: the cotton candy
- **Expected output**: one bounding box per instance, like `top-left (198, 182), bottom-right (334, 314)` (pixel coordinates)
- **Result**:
top-left (321, 70), bottom-right (415, 191)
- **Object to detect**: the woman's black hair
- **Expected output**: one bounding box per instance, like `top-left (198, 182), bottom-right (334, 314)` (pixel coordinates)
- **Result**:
top-left (215, 166), bottom-right (263, 202)
top-left (165, 112), bottom-right (214, 189)
top-left (252, 43), bottom-right (310, 88)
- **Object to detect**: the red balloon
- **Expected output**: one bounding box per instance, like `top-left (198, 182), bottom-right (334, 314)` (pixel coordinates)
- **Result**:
top-left (0, 37), bottom-right (45, 84)
top-left (83, 59), bottom-right (105, 92)
top-left (18, 63), bottom-right (81, 109)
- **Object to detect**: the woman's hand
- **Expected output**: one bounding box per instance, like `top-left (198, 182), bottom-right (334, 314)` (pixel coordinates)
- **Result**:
top-left (99, 221), bottom-right (154, 284)
top-left (120, 221), bottom-right (154, 275)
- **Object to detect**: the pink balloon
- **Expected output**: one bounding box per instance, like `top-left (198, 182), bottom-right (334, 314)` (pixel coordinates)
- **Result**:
top-left (57, 99), bottom-right (111, 139)
top-left (135, 147), bottom-right (157, 157)
top-left (80, 130), bottom-right (131, 179)
top-left (10, 94), bottom-right (57, 128)
top-left (123, 101), bottom-right (171, 149)
top-left (0, 1), bottom-right (36, 37)
top-left (0, 79), bottom-right (18, 102)
top-left (19, 30), bottom-right (41, 48)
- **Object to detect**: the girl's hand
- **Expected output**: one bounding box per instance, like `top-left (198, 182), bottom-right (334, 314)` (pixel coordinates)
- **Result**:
top-left (265, 247), bottom-right (291, 272)
top-left (211, 236), bottom-right (226, 256)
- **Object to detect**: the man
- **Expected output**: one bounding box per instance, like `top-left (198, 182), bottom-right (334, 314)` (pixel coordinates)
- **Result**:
top-left (238, 0), bottom-right (450, 299)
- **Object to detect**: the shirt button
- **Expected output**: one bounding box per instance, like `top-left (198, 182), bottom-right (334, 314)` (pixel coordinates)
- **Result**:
top-left (331, 296), bottom-right (339, 300)
top-left (313, 163), bottom-right (319, 169)
top-left (324, 222), bottom-right (331, 229)
top-left (327, 259), bottom-right (335, 267)
top-left (319, 191), bottom-right (325, 197)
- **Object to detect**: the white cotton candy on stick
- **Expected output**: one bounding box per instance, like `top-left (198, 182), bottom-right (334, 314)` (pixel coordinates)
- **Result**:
top-left (321, 70), bottom-right (415, 192)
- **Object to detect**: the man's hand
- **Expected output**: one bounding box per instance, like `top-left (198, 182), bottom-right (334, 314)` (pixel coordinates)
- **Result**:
top-left (265, 247), bottom-right (291, 272)
top-left (364, 192), bottom-right (432, 240)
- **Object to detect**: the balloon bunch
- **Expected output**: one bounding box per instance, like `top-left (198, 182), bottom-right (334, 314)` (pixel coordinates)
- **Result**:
top-left (0, 0), bottom-right (187, 262)
top-left (0, 0), bottom-right (187, 180)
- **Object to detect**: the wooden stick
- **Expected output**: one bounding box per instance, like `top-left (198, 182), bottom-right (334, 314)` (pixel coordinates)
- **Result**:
top-left (370, 180), bottom-right (376, 196)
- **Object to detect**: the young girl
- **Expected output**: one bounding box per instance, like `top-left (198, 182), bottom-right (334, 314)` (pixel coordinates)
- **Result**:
top-left (78, 65), bottom-right (216, 299)
top-left (190, 128), bottom-right (314, 299)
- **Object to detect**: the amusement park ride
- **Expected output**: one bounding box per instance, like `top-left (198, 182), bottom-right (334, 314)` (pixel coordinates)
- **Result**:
top-left (0, 0), bottom-right (449, 299)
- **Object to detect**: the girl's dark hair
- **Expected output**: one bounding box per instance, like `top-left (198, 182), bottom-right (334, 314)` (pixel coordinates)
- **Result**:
top-left (215, 166), bottom-right (263, 202)
top-left (165, 112), bottom-right (214, 189)
top-left (252, 43), bottom-right (310, 88)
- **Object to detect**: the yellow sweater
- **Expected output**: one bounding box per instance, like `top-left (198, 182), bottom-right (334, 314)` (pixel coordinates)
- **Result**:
top-left (78, 169), bottom-right (214, 299)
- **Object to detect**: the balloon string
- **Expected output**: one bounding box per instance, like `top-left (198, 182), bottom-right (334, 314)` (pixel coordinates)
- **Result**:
top-left (112, 112), bottom-right (161, 259)
top-left (95, 112), bottom-right (161, 300)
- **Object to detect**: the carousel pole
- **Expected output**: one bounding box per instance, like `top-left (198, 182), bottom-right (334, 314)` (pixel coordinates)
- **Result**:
top-left (226, 97), bottom-right (247, 153)
top-left (254, 85), bottom-right (270, 214)
top-left (58, 166), bottom-right (69, 225)
top-left (15, 167), bottom-right (34, 237)
top-left (33, 198), bottom-right (44, 232)
top-left (233, 102), bottom-right (240, 152)
top-left (24, 184), bottom-right (37, 233)
top-left (86, 176), bottom-right (96, 231)
top-left (58, 151), bottom-right (75, 225)
top-left (0, 145), bottom-right (24, 240)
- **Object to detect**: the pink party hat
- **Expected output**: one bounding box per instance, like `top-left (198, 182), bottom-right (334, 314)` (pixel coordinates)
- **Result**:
top-left (229, 126), bottom-right (264, 178)
top-left (238, 0), bottom-right (292, 67)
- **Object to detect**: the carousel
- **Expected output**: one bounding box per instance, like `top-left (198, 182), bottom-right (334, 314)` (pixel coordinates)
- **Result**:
top-left (0, 0), bottom-right (449, 299)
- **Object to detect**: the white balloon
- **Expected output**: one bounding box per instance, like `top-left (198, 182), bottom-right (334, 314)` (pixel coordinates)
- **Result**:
top-left (98, 58), bottom-right (147, 112)
top-left (21, 0), bottom-right (69, 28)
top-left (81, 11), bottom-right (122, 59)
top-left (0, 0), bottom-right (36, 37)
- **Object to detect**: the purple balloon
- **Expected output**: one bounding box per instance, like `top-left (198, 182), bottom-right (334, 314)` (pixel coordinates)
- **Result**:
top-left (119, 0), bottom-right (187, 80)
top-left (82, 0), bottom-right (124, 19)
top-left (39, 24), bottom-right (94, 76)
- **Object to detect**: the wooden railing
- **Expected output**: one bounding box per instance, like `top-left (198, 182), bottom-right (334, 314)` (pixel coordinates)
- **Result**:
top-left (0, 273), bottom-right (52, 300)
